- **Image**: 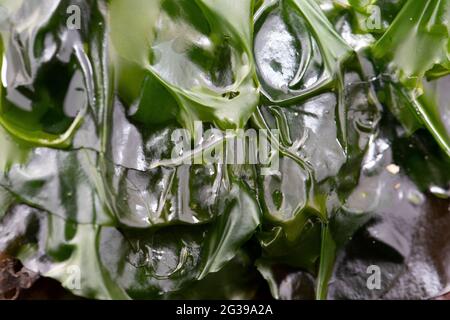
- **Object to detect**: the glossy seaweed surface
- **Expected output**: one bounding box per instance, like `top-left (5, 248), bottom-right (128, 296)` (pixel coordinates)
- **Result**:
top-left (0, 0), bottom-right (449, 300)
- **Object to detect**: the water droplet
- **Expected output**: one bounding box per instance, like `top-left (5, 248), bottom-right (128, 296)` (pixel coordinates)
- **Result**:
top-left (407, 190), bottom-right (425, 206)
top-left (386, 164), bottom-right (400, 175)
top-left (429, 186), bottom-right (450, 199)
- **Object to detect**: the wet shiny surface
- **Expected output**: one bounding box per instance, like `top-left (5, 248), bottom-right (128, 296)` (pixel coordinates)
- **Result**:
top-left (0, 0), bottom-right (448, 300)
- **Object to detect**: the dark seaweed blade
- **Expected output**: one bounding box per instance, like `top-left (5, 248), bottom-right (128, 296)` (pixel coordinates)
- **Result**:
top-left (329, 119), bottom-right (450, 299)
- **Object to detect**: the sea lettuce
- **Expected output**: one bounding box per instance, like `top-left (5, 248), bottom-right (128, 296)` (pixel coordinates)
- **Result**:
top-left (0, 0), bottom-right (449, 300)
